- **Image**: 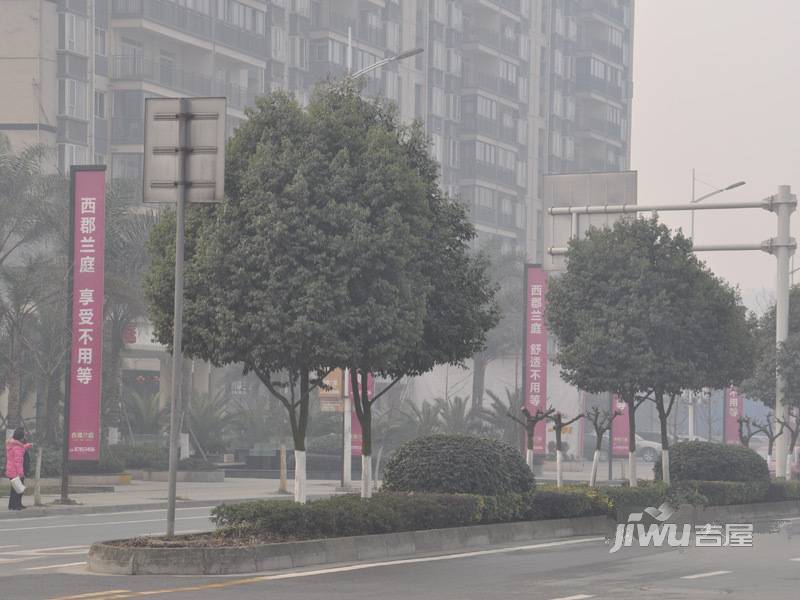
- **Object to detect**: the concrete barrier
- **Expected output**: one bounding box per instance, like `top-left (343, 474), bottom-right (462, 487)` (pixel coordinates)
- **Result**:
top-left (89, 515), bottom-right (612, 575)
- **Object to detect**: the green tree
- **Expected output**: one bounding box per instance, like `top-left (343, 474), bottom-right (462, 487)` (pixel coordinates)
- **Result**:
top-left (145, 91), bottom-right (354, 502)
top-left (547, 216), bottom-right (750, 486)
top-left (310, 83), bottom-right (498, 497)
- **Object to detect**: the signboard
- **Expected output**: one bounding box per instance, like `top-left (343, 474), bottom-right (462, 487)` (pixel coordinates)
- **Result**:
top-left (723, 387), bottom-right (744, 445)
top-left (67, 167), bottom-right (106, 461)
top-left (320, 369), bottom-right (344, 412)
top-left (349, 373), bottom-right (374, 456)
top-left (143, 97), bottom-right (226, 204)
top-left (611, 394), bottom-right (629, 457)
top-left (542, 171), bottom-right (638, 272)
top-left (523, 265), bottom-right (548, 453)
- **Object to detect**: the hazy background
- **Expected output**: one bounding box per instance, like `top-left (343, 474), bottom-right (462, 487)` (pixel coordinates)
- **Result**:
top-left (632, 0), bottom-right (800, 312)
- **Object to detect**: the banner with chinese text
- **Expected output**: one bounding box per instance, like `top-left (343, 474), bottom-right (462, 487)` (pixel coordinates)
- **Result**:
top-left (67, 167), bottom-right (106, 460)
top-left (523, 265), bottom-right (548, 453)
top-left (611, 394), bottom-right (629, 457)
top-left (723, 387), bottom-right (744, 445)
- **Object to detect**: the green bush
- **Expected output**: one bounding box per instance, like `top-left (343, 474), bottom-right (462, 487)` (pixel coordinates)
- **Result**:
top-left (765, 480), bottom-right (800, 502)
top-left (382, 435), bottom-right (535, 495)
top-left (212, 493), bottom-right (485, 540)
top-left (671, 480), bottom-right (768, 506)
top-left (527, 489), bottom-right (598, 520)
top-left (654, 441), bottom-right (769, 483)
top-left (107, 444), bottom-right (169, 471)
top-left (68, 451), bottom-right (126, 474)
top-left (306, 434), bottom-right (342, 455)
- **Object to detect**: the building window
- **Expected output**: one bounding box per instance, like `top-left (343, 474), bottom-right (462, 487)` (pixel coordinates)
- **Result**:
top-left (94, 28), bottom-right (106, 57)
top-left (590, 58), bottom-right (605, 79)
top-left (449, 2), bottom-right (463, 31)
top-left (59, 79), bottom-right (89, 120)
top-left (63, 14), bottom-right (89, 55)
top-left (94, 91), bottom-right (106, 119)
top-left (58, 143), bottom-right (90, 174)
top-left (610, 27), bottom-right (624, 48)
top-left (497, 147), bottom-right (516, 172)
top-left (432, 0), bottom-right (446, 23)
top-left (499, 60), bottom-right (517, 84)
top-left (111, 153), bottom-right (143, 180)
top-left (477, 96), bottom-right (496, 119)
top-left (386, 21), bottom-right (400, 53)
top-left (446, 93), bottom-right (460, 120)
top-left (447, 49), bottom-right (461, 76)
top-left (431, 134), bottom-right (443, 164)
top-left (432, 41), bottom-right (445, 71)
top-left (431, 87), bottom-right (445, 117)
top-left (448, 138), bottom-right (460, 168)
top-left (272, 27), bottom-right (287, 62)
top-left (476, 141), bottom-right (495, 164)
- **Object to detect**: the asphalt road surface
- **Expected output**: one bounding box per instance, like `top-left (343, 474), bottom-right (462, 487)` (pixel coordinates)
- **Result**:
top-left (0, 509), bottom-right (796, 599)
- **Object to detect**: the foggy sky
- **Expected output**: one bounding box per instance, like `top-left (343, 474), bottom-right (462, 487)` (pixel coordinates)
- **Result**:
top-left (631, 0), bottom-right (800, 313)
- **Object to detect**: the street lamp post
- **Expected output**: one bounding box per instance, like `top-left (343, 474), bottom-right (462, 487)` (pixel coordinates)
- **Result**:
top-left (339, 34), bottom-right (424, 491)
top-left (690, 168), bottom-right (746, 240)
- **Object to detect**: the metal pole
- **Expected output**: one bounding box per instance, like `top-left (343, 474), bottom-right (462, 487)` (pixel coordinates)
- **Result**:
top-left (166, 99), bottom-right (189, 537)
top-left (690, 168), bottom-right (695, 240)
top-left (59, 170), bottom-right (77, 505)
top-left (607, 392), bottom-right (613, 482)
top-left (342, 370), bottom-right (352, 489)
top-left (773, 185), bottom-right (795, 479)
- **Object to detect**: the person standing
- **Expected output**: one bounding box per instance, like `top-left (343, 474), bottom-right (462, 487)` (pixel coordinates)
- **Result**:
top-left (6, 428), bottom-right (32, 510)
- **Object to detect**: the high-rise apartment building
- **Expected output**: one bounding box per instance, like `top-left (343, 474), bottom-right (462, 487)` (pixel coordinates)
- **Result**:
top-left (1, 0), bottom-right (633, 261)
top-left (541, 0), bottom-right (634, 175)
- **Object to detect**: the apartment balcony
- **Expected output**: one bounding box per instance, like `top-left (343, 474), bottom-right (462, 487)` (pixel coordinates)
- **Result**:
top-left (111, 0), bottom-right (267, 58)
top-left (111, 0), bottom-right (212, 39)
top-left (460, 115), bottom-right (519, 145)
top-left (463, 70), bottom-right (520, 104)
top-left (575, 76), bottom-right (624, 102)
top-left (111, 56), bottom-right (259, 111)
top-left (111, 116), bottom-right (144, 145)
top-left (574, 116), bottom-right (623, 141)
top-left (578, 0), bottom-right (626, 25)
top-left (463, 28), bottom-right (521, 60)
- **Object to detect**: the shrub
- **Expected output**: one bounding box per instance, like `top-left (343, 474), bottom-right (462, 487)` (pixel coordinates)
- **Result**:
top-left (765, 480), bottom-right (800, 502)
top-left (671, 480), bottom-right (768, 506)
top-left (212, 493), bottom-right (485, 539)
top-left (306, 433), bottom-right (342, 455)
top-left (107, 444), bottom-right (169, 471)
top-left (382, 435), bottom-right (534, 495)
top-left (528, 488), bottom-right (598, 520)
top-left (654, 441), bottom-right (769, 483)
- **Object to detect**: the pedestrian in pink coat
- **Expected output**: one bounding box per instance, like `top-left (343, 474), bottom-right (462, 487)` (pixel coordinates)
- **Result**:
top-left (6, 427), bottom-right (32, 510)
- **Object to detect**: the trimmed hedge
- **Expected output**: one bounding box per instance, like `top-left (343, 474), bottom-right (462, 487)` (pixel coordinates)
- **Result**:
top-left (382, 435), bottom-right (535, 495)
top-left (765, 480), bottom-right (800, 502)
top-left (654, 441), bottom-right (769, 483)
top-left (672, 480), bottom-right (769, 506)
top-left (107, 445), bottom-right (169, 471)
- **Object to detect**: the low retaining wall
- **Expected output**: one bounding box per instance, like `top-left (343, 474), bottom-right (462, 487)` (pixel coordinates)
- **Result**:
top-left (127, 470), bottom-right (224, 483)
top-left (89, 515), bottom-right (611, 575)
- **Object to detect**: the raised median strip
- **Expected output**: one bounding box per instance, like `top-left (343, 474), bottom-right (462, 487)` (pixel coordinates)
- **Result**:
top-left (88, 515), bottom-right (611, 575)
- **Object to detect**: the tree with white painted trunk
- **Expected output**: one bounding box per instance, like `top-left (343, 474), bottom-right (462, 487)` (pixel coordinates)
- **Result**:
top-left (584, 406), bottom-right (619, 487)
top-left (508, 406), bottom-right (554, 471)
top-left (776, 408), bottom-right (800, 479)
top-left (547, 217), bottom-right (751, 487)
top-left (548, 411), bottom-right (582, 487)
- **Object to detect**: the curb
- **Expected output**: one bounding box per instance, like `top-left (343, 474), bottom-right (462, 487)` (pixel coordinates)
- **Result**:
top-left (0, 493), bottom-right (334, 520)
top-left (88, 516), bottom-right (612, 575)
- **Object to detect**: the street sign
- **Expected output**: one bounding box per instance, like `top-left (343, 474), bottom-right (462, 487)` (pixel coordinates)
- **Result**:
top-left (143, 97), bottom-right (226, 204)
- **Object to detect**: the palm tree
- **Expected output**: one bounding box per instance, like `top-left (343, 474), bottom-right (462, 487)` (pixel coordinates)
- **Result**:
top-left (482, 388), bottom-right (525, 450)
top-left (436, 396), bottom-right (480, 435)
top-left (187, 389), bottom-right (234, 456)
top-left (404, 399), bottom-right (441, 438)
top-left (124, 391), bottom-right (168, 436)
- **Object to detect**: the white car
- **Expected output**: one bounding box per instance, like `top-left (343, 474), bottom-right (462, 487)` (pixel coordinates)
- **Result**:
top-left (635, 434), bottom-right (662, 462)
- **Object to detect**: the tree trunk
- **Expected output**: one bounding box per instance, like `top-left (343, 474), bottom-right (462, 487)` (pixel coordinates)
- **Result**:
top-left (359, 372), bottom-right (372, 499)
top-left (656, 392), bottom-right (670, 486)
top-left (6, 353), bottom-right (22, 431)
top-left (589, 449), bottom-right (599, 487)
top-left (626, 395), bottom-right (637, 487)
top-left (526, 448), bottom-right (534, 471)
top-left (361, 455), bottom-right (373, 498)
top-left (294, 449), bottom-right (306, 503)
top-left (471, 352), bottom-right (488, 412)
top-left (556, 449), bottom-right (563, 488)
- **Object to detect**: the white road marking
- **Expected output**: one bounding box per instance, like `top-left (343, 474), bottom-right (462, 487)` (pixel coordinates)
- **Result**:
top-left (0, 545), bottom-right (20, 549)
top-left (48, 537), bottom-right (605, 599)
top-left (681, 570), bottom-right (732, 580)
top-left (0, 515), bottom-right (210, 532)
top-left (0, 545), bottom-right (89, 555)
top-left (25, 561), bottom-right (87, 571)
top-left (548, 595), bottom-right (594, 600)
top-left (46, 592), bottom-right (130, 600)
top-left (790, 557), bottom-right (800, 562)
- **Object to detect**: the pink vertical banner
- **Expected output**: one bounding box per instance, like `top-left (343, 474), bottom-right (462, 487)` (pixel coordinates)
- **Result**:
top-left (611, 394), bottom-right (629, 457)
top-left (523, 265), bottom-right (548, 453)
top-left (67, 167), bottom-right (106, 461)
top-left (723, 387), bottom-right (744, 445)
top-left (349, 373), bottom-right (374, 456)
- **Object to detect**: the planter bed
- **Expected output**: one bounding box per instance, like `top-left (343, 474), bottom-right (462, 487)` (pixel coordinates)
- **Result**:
top-left (88, 515), bottom-right (610, 575)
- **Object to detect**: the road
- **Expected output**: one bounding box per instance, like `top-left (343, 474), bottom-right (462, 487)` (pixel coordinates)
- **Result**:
top-left (0, 509), bottom-right (796, 599)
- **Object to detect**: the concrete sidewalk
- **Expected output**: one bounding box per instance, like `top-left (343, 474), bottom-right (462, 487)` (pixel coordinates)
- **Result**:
top-left (0, 477), bottom-right (342, 519)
